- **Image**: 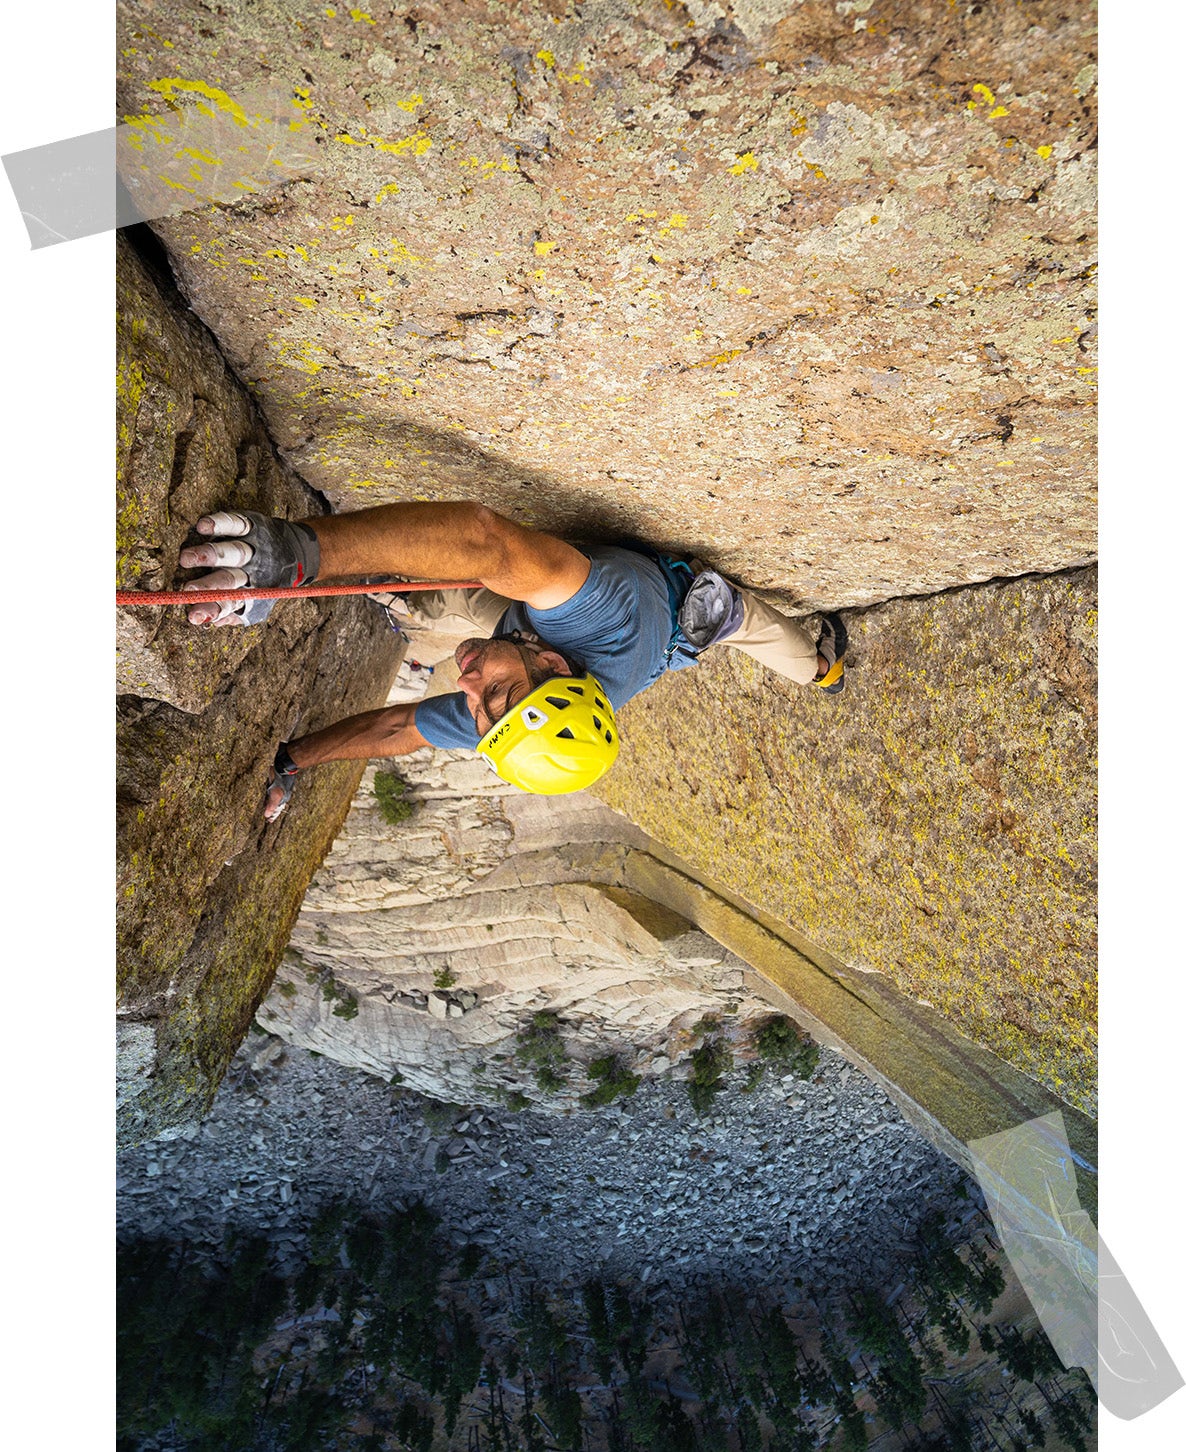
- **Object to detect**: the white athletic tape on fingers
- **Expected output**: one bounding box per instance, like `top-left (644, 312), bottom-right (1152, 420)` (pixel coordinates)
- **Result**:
top-left (197, 512), bottom-right (252, 537)
top-left (183, 568), bottom-right (249, 591)
top-left (205, 541), bottom-right (254, 568)
top-left (210, 600), bottom-right (247, 624)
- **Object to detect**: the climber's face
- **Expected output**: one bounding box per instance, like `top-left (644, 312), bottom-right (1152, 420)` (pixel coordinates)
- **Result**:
top-left (454, 636), bottom-right (572, 736)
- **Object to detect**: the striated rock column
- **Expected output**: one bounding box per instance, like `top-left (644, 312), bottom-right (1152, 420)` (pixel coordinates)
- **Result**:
top-left (258, 754), bottom-right (787, 1106)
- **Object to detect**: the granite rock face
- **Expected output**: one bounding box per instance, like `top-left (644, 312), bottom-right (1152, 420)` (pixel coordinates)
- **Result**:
top-left (116, 236), bottom-right (402, 1146)
top-left (118, 0), bottom-right (1096, 607)
top-left (597, 567), bottom-right (1098, 1111)
top-left (259, 755), bottom-right (783, 1107)
top-left (113, 0), bottom-right (1098, 1140)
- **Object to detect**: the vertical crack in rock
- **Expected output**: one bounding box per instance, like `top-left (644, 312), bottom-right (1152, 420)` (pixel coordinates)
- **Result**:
top-left (116, 236), bottom-right (402, 1146)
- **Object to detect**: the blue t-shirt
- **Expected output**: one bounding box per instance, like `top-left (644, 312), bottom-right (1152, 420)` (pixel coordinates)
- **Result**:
top-left (414, 545), bottom-right (678, 749)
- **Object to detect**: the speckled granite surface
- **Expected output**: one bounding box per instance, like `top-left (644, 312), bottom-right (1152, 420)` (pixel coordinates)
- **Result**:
top-left (118, 0), bottom-right (1096, 607)
top-left (598, 569), bottom-right (1097, 1112)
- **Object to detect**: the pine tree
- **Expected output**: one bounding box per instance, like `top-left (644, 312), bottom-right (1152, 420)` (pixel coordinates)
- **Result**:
top-left (582, 1278), bottom-right (618, 1385)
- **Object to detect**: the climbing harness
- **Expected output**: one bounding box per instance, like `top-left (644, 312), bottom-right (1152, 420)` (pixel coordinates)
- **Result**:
top-left (617, 540), bottom-right (743, 669)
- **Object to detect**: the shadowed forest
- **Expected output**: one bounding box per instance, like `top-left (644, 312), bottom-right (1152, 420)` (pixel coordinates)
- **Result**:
top-left (118, 1196), bottom-right (1094, 1451)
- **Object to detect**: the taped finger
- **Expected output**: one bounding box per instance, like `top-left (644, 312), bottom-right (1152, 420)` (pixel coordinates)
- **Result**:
top-left (210, 603), bottom-right (250, 627)
top-left (197, 511), bottom-right (252, 537)
top-left (182, 568), bottom-right (250, 592)
top-left (183, 569), bottom-right (250, 626)
top-left (179, 540), bottom-right (255, 569)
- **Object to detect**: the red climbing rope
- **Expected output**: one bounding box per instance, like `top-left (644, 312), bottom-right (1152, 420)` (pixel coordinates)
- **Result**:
top-left (115, 580), bottom-right (483, 607)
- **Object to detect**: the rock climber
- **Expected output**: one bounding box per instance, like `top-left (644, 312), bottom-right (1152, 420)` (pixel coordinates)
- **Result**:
top-left (177, 501), bottom-right (847, 818)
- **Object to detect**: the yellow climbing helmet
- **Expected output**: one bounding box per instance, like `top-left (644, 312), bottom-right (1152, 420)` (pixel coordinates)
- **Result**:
top-left (476, 673), bottom-right (619, 794)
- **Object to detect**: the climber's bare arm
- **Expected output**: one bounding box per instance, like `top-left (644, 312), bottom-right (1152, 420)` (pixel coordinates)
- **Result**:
top-left (181, 501), bottom-right (591, 626)
top-left (310, 502), bottom-right (590, 608)
top-left (264, 703), bottom-right (428, 821)
top-left (290, 703), bottom-right (428, 766)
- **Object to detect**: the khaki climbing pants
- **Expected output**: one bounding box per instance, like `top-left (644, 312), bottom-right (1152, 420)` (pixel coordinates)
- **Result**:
top-left (380, 586), bottom-right (514, 668)
top-left (721, 587), bottom-right (820, 686)
top-left (384, 578), bottom-right (820, 688)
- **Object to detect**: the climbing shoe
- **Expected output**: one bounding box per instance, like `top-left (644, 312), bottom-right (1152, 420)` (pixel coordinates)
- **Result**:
top-left (814, 612), bottom-right (847, 694)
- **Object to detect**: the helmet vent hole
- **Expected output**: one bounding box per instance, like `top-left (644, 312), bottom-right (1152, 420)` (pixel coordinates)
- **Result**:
top-left (604, 730), bottom-right (613, 744)
top-left (556, 726), bottom-right (575, 740)
top-left (594, 696), bottom-right (607, 711)
top-left (522, 706), bottom-right (548, 730)
top-left (592, 715), bottom-right (602, 731)
top-left (566, 683), bottom-right (585, 696)
top-left (544, 695), bottom-right (571, 709)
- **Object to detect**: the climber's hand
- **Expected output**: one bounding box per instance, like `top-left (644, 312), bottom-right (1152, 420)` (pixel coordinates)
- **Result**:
top-left (265, 745), bottom-right (300, 822)
top-left (179, 510), bottom-right (319, 627)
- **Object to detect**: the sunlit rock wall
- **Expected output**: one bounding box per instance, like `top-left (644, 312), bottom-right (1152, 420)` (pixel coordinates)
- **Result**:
top-left (114, 0), bottom-right (1098, 1136)
top-left (598, 566), bottom-right (1097, 1112)
top-left (118, 0), bottom-right (1096, 607)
